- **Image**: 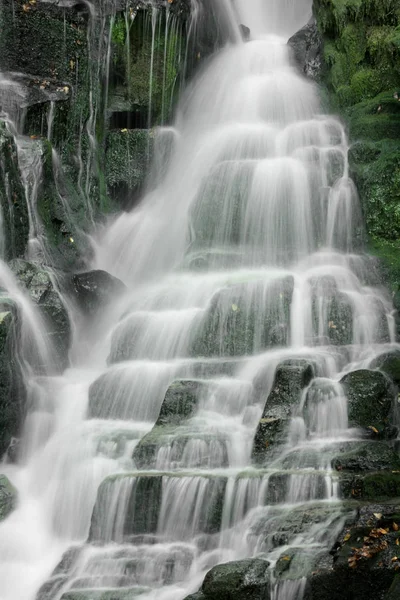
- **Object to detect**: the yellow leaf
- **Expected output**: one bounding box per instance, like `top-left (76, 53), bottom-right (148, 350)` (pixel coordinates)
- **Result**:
top-left (394, 523), bottom-right (399, 532)
top-left (392, 557), bottom-right (399, 562)
top-left (373, 513), bottom-right (382, 519)
top-left (344, 533), bottom-right (351, 542)
top-left (120, 128), bottom-right (128, 133)
top-left (368, 426), bottom-right (379, 434)
top-left (232, 304), bottom-right (239, 312)
top-left (396, 538), bottom-right (400, 546)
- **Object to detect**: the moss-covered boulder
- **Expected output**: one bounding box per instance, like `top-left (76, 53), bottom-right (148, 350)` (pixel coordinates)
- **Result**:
top-left (68, 270), bottom-right (126, 317)
top-left (340, 369), bottom-right (396, 432)
top-left (9, 259), bottom-right (70, 368)
top-left (340, 471), bottom-right (400, 501)
top-left (155, 380), bottom-right (203, 426)
top-left (332, 441), bottom-right (400, 472)
top-left (132, 380), bottom-right (207, 468)
top-left (303, 503), bottom-right (400, 600)
top-left (370, 350), bottom-right (400, 385)
top-left (191, 277), bottom-right (294, 358)
top-left (252, 360), bottom-right (314, 464)
top-left (0, 474), bottom-right (17, 521)
top-left (198, 559), bottom-right (270, 600)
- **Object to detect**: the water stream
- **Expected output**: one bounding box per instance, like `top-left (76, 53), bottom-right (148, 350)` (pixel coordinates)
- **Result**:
top-left (0, 0), bottom-right (398, 599)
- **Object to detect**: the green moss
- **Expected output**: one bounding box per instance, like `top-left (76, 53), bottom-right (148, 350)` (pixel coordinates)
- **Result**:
top-left (0, 475), bottom-right (17, 521)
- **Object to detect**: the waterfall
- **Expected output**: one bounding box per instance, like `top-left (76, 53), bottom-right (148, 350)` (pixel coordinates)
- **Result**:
top-left (0, 1), bottom-right (398, 600)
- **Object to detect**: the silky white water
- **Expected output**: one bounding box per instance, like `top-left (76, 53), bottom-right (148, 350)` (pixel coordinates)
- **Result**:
top-left (0, 1), bottom-right (398, 599)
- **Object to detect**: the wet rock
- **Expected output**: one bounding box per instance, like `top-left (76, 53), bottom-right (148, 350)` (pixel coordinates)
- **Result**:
top-left (0, 124), bottom-right (30, 260)
top-left (252, 360), bottom-right (314, 464)
top-left (68, 270), bottom-right (126, 317)
top-left (132, 380), bottom-right (208, 468)
top-left (0, 474), bottom-right (17, 521)
top-left (90, 473), bottom-right (227, 542)
top-left (288, 18), bottom-right (323, 81)
top-left (340, 471), bottom-right (400, 501)
top-left (200, 558), bottom-right (270, 600)
top-left (370, 350), bottom-right (400, 386)
top-left (90, 474), bottom-right (163, 542)
top-left (310, 276), bottom-right (354, 345)
top-left (9, 259), bottom-right (70, 368)
top-left (156, 380), bottom-right (205, 426)
top-left (304, 504), bottom-right (400, 600)
top-left (340, 369), bottom-right (396, 431)
top-left (191, 277), bottom-right (294, 358)
top-left (332, 441), bottom-right (400, 472)
top-left (239, 25), bottom-right (251, 41)
top-left (36, 546), bottom-right (82, 600)
top-left (105, 130), bottom-right (153, 210)
top-left (332, 440), bottom-right (400, 471)
top-left (184, 594), bottom-right (206, 600)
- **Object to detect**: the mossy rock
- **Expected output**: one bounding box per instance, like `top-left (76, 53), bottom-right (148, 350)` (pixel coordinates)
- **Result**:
top-left (0, 474), bottom-right (17, 521)
top-left (340, 369), bottom-right (395, 430)
top-left (370, 350), bottom-right (400, 385)
top-left (200, 559), bottom-right (270, 600)
top-left (156, 380), bottom-right (205, 426)
top-left (191, 277), bottom-right (294, 358)
top-left (252, 360), bottom-right (314, 464)
top-left (340, 471), bottom-right (400, 500)
top-left (9, 259), bottom-right (71, 369)
top-left (332, 441), bottom-right (400, 472)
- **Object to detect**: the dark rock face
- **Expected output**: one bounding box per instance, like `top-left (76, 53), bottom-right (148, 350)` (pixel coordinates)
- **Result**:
top-left (132, 379), bottom-right (206, 469)
top-left (155, 380), bottom-right (204, 426)
top-left (340, 369), bottom-right (396, 431)
top-left (288, 18), bottom-right (323, 81)
top-left (252, 360), bottom-right (314, 464)
top-left (0, 474), bottom-right (17, 521)
top-left (194, 559), bottom-right (270, 600)
top-left (303, 504), bottom-right (400, 600)
top-left (370, 350), bottom-right (400, 386)
top-left (68, 270), bottom-right (126, 317)
top-left (0, 126), bottom-right (30, 261)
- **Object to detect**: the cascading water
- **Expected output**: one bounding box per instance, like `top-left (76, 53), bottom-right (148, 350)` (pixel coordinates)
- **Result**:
top-left (0, 1), bottom-right (399, 600)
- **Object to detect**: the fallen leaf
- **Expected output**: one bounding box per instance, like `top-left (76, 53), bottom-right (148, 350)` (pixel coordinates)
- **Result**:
top-left (394, 523), bottom-right (399, 532)
top-left (344, 533), bottom-right (351, 542)
top-left (373, 513), bottom-right (382, 519)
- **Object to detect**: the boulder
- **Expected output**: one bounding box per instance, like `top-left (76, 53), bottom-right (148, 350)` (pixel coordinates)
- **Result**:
top-left (68, 270), bottom-right (126, 317)
top-left (200, 559), bottom-right (270, 600)
top-left (303, 504), bottom-right (400, 600)
top-left (340, 369), bottom-right (396, 431)
top-left (332, 441), bottom-right (400, 472)
top-left (132, 380), bottom-right (207, 469)
top-left (288, 17), bottom-right (323, 81)
top-left (0, 474), bottom-right (17, 521)
top-left (191, 277), bottom-right (294, 358)
top-left (9, 259), bottom-right (70, 368)
top-left (252, 360), bottom-right (314, 464)
top-left (340, 471), bottom-right (400, 501)
top-left (370, 350), bottom-right (400, 386)
top-left (155, 380), bottom-right (204, 426)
